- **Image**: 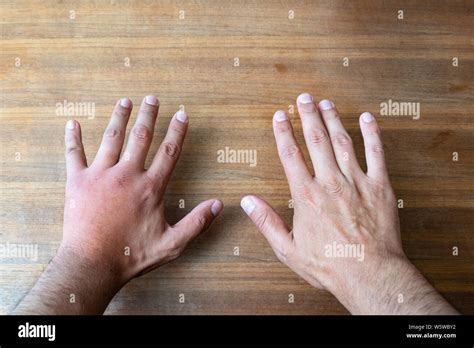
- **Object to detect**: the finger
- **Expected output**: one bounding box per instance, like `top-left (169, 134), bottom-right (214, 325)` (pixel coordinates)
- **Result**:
top-left (147, 110), bottom-right (188, 185)
top-left (171, 199), bottom-right (223, 246)
top-left (359, 112), bottom-right (389, 183)
top-left (122, 95), bottom-right (159, 169)
top-left (65, 120), bottom-right (87, 176)
top-left (93, 98), bottom-right (132, 169)
top-left (296, 93), bottom-right (340, 181)
top-left (273, 110), bottom-right (312, 193)
top-left (318, 100), bottom-right (363, 180)
top-left (240, 195), bottom-right (294, 263)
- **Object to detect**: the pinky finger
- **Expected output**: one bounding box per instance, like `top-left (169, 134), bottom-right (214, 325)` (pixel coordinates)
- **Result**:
top-left (359, 112), bottom-right (388, 184)
top-left (65, 120), bottom-right (87, 176)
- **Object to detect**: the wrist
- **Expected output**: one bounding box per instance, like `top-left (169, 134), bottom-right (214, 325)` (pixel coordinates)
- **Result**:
top-left (14, 245), bottom-right (125, 314)
top-left (327, 253), bottom-right (457, 314)
top-left (327, 253), bottom-right (416, 314)
top-left (50, 245), bottom-right (125, 313)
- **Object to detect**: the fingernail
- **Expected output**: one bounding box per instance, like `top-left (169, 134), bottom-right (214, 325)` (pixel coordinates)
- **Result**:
top-left (176, 110), bottom-right (188, 123)
top-left (120, 98), bottom-right (131, 108)
top-left (273, 111), bottom-right (287, 123)
top-left (319, 99), bottom-right (334, 111)
top-left (297, 93), bottom-right (313, 104)
top-left (66, 120), bottom-right (76, 130)
top-left (211, 200), bottom-right (223, 217)
top-left (145, 95), bottom-right (159, 106)
top-left (362, 112), bottom-right (375, 123)
top-left (240, 196), bottom-right (256, 215)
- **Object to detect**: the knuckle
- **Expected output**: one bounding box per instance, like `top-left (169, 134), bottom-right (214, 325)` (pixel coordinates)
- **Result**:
top-left (111, 172), bottom-right (134, 190)
top-left (66, 145), bottom-right (82, 155)
top-left (275, 122), bottom-right (291, 134)
top-left (142, 174), bottom-right (159, 195)
top-left (367, 175), bottom-right (391, 192)
top-left (104, 128), bottom-right (122, 138)
top-left (320, 176), bottom-right (345, 198)
top-left (65, 134), bottom-right (77, 144)
top-left (368, 127), bottom-right (382, 136)
top-left (334, 133), bottom-right (352, 147)
top-left (141, 103), bottom-right (158, 113)
top-left (167, 238), bottom-right (181, 253)
top-left (113, 109), bottom-right (129, 119)
top-left (254, 211), bottom-right (270, 231)
top-left (369, 144), bottom-right (385, 157)
top-left (275, 243), bottom-right (293, 264)
top-left (147, 168), bottom-right (167, 185)
top-left (280, 144), bottom-right (300, 159)
top-left (299, 104), bottom-right (316, 114)
top-left (322, 109), bottom-right (339, 120)
top-left (164, 241), bottom-right (182, 260)
top-left (369, 180), bottom-right (396, 204)
top-left (167, 250), bottom-right (181, 261)
top-left (308, 128), bottom-right (329, 145)
top-left (66, 144), bottom-right (82, 155)
top-left (170, 125), bottom-right (186, 136)
top-left (193, 214), bottom-right (209, 230)
top-left (161, 142), bottom-right (180, 159)
top-left (296, 184), bottom-right (316, 202)
top-left (132, 126), bottom-right (152, 141)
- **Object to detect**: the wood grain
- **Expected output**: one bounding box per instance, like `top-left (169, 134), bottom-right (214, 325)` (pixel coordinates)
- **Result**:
top-left (0, 0), bottom-right (473, 314)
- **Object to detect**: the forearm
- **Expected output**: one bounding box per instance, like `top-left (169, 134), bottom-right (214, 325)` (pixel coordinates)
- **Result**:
top-left (331, 255), bottom-right (458, 315)
top-left (13, 247), bottom-right (123, 315)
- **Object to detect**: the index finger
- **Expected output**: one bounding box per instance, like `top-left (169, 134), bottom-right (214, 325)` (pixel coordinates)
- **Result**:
top-left (273, 110), bottom-right (313, 195)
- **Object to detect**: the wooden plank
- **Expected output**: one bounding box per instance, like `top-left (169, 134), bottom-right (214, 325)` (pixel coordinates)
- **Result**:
top-left (1, 0), bottom-right (473, 314)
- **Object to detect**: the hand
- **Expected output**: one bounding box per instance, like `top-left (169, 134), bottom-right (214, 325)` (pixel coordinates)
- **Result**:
top-left (14, 96), bottom-right (223, 314)
top-left (241, 93), bottom-right (457, 314)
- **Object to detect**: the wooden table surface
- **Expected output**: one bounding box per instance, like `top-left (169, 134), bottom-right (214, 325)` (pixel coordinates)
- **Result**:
top-left (1, 0), bottom-right (473, 314)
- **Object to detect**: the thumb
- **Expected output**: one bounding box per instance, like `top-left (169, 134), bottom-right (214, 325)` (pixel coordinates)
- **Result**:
top-left (240, 195), bottom-right (294, 263)
top-left (172, 199), bottom-right (223, 245)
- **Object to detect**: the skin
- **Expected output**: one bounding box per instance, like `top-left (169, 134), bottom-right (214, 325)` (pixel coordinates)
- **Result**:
top-left (14, 96), bottom-right (223, 314)
top-left (14, 93), bottom-right (457, 315)
top-left (241, 93), bottom-right (458, 314)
